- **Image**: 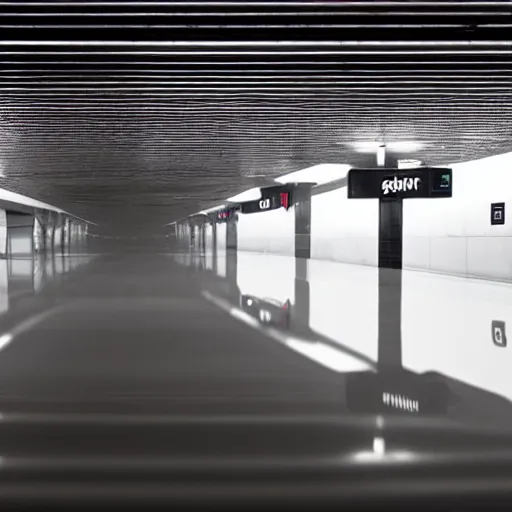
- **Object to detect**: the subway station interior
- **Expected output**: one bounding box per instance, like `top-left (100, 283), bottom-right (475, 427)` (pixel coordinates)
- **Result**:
top-left (0, 1), bottom-right (512, 509)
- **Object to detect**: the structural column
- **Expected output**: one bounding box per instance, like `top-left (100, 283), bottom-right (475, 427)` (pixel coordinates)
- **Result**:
top-left (225, 213), bottom-right (238, 300)
top-left (211, 220), bottom-right (218, 274)
top-left (0, 209), bottom-right (7, 258)
top-left (377, 147), bottom-right (402, 368)
top-left (63, 217), bottom-right (71, 250)
top-left (293, 184), bottom-right (313, 327)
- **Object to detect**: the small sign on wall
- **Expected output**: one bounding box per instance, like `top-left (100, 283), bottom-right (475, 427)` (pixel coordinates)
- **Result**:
top-left (491, 202), bottom-right (505, 225)
top-left (492, 320), bottom-right (507, 348)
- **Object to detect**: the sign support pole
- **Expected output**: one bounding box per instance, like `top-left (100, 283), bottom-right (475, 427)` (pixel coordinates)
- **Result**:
top-left (378, 198), bottom-right (403, 368)
top-left (226, 213), bottom-right (238, 302)
top-left (294, 184), bottom-right (313, 327)
top-left (347, 162), bottom-right (452, 370)
top-left (377, 151), bottom-right (403, 368)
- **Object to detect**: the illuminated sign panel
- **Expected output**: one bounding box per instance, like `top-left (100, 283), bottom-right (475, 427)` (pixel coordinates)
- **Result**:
top-left (348, 167), bottom-right (452, 199)
top-left (240, 189), bottom-right (291, 214)
top-left (216, 207), bottom-right (238, 223)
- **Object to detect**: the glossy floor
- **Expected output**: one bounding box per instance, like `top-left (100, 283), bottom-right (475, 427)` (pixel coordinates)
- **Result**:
top-left (0, 248), bottom-right (511, 430)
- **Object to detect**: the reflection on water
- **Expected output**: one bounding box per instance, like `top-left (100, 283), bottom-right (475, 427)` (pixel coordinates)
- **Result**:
top-left (175, 239), bottom-right (512, 428)
top-left (0, 249), bottom-right (94, 320)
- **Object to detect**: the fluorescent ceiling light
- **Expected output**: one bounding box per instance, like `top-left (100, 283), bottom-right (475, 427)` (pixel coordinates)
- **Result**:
top-left (398, 159), bottom-right (423, 169)
top-left (198, 204), bottom-right (226, 215)
top-left (6, 41), bottom-right (511, 47)
top-left (351, 141), bottom-right (425, 153)
top-left (286, 339), bottom-right (372, 373)
top-left (377, 145), bottom-right (386, 166)
top-left (275, 163), bottom-right (351, 185)
top-left (226, 187), bottom-right (262, 203)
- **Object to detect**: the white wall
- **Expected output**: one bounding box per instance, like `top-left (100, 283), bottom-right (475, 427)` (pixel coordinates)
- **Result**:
top-left (403, 151), bottom-right (512, 280)
top-left (216, 151), bottom-right (512, 280)
top-left (237, 252), bottom-right (295, 304)
top-left (237, 208), bottom-right (295, 256)
top-left (234, 253), bottom-right (375, 372)
top-left (311, 188), bottom-right (379, 266)
top-left (402, 268), bottom-right (512, 401)
top-left (8, 227), bottom-right (33, 255)
top-left (309, 259), bottom-right (379, 365)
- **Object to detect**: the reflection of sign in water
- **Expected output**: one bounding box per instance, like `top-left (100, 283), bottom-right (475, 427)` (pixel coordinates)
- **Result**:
top-left (241, 192), bottom-right (291, 214)
top-left (216, 208), bottom-right (238, 223)
top-left (241, 295), bottom-right (291, 328)
top-left (382, 392), bottom-right (419, 413)
top-left (346, 371), bottom-right (450, 415)
top-left (492, 320), bottom-right (507, 347)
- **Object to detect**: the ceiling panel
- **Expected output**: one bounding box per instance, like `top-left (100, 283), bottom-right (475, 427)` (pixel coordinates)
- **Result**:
top-left (0, 1), bottom-right (510, 231)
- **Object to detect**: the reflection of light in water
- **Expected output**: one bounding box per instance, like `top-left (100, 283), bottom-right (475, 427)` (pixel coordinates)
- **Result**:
top-left (373, 436), bottom-right (385, 455)
top-left (0, 333), bottom-right (13, 351)
top-left (55, 254), bottom-right (64, 275)
top-left (351, 436), bottom-right (416, 464)
top-left (9, 258), bottom-right (32, 278)
top-left (33, 256), bottom-right (45, 292)
top-left (285, 339), bottom-right (372, 373)
top-left (202, 290), bottom-right (373, 374)
top-left (45, 257), bottom-right (54, 279)
top-left (0, 260), bottom-right (7, 314)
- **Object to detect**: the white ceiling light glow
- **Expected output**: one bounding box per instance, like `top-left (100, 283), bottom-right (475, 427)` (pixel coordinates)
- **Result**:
top-left (350, 141), bottom-right (425, 153)
top-left (198, 204), bottom-right (226, 215)
top-left (275, 163), bottom-right (351, 186)
top-left (377, 145), bottom-right (386, 167)
top-left (226, 187), bottom-right (262, 203)
top-left (398, 159), bottom-right (423, 169)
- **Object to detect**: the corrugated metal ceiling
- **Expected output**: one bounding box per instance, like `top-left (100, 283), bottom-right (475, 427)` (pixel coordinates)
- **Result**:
top-left (0, 1), bottom-right (510, 231)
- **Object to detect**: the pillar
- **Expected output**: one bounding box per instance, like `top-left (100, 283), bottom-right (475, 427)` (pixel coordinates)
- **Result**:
top-left (293, 184), bottom-right (313, 327)
top-left (0, 209), bottom-right (7, 258)
top-left (225, 213), bottom-right (237, 285)
top-left (33, 213), bottom-right (47, 253)
top-left (63, 217), bottom-right (70, 250)
top-left (53, 214), bottom-right (63, 251)
top-left (211, 220), bottom-right (218, 274)
top-left (45, 211), bottom-right (56, 252)
top-left (377, 150), bottom-right (402, 368)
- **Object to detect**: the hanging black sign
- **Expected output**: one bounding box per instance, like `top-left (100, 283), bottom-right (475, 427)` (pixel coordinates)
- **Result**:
top-left (215, 207), bottom-right (238, 223)
top-left (491, 202), bottom-right (505, 225)
top-left (240, 190), bottom-right (291, 214)
top-left (348, 167), bottom-right (452, 199)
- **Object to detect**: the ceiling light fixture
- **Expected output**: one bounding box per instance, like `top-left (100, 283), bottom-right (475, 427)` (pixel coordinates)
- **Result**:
top-left (377, 145), bottom-right (386, 167)
top-left (226, 187), bottom-right (261, 203)
top-left (350, 141), bottom-right (425, 153)
top-left (275, 163), bottom-right (351, 185)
